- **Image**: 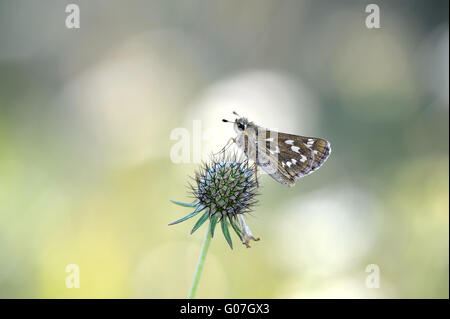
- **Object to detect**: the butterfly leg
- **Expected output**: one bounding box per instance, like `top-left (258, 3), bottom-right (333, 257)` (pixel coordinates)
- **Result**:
top-left (214, 137), bottom-right (236, 156)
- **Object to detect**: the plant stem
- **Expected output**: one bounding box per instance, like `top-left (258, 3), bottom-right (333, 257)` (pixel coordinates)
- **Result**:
top-left (188, 227), bottom-right (212, 299)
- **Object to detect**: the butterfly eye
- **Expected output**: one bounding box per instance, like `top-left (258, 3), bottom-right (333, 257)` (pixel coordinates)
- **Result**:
top-left (237, 122), bottom-right (246, 131)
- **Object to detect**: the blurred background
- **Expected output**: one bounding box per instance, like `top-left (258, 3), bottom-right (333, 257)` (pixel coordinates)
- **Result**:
top-left (0, 0), bottom-right (448, 298)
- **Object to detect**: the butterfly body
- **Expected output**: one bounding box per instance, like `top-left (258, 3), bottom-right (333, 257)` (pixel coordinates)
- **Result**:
top-left (229, 116), bottom-right (331, 187)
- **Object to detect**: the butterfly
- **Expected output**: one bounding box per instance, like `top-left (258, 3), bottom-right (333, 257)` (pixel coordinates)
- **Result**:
top-left (222, 112), bottom-right (331, 187)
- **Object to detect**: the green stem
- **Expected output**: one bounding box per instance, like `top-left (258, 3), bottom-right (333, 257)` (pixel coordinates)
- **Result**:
top-left (188, 227), bottom-right (212, 299)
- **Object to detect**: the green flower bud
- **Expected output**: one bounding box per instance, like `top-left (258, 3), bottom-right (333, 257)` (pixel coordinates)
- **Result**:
top-left (169, 154), bottom-right (260, 249)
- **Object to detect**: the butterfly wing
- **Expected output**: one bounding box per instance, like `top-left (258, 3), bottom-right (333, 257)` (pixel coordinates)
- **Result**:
top-left (277, 133), bottom-right (331, 178)
top-left (235, 130), bottom-right (293, 186)
top-left (235, 124), bottom-right (331, 187)
top-left (259, 131), bottom-right (331, 187)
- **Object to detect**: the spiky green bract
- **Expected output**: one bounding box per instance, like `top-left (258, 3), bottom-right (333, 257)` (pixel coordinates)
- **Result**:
top-left (190, 210), bottom-right (210, 234)
top-left (168, 204), bottom-right (206, 225)
top-left (169, 153), bottom-right (259, 249)
top-left (228, 216), bottom-right (243, 241)
top-left (221, 218), bottom-right (233, 249)
top-left (210, 215), bottom-right (219, 238)
top-left (169, 200), bottom-right (198, 208)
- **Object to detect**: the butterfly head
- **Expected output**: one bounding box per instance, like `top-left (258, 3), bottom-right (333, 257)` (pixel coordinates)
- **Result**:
top-left (234, 117), bottom-right (249, 133)
top-left (222, 112), bottom-right (250, 133)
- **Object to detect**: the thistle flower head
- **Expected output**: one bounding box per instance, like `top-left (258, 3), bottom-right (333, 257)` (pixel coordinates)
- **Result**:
top-left (169, 154), bottom-right (260, 249)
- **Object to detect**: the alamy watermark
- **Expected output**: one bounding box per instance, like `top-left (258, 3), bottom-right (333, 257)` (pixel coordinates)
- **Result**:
top-left (65, 4), bottom-right (80, 29)
top-left (169, 120), bottom-right (279, 175)
top-left (365, 264), bottom-right (380, 288)
top-left (65, 264), bottom-right (80, 288)
top-left (365, 4), bottom-right (380, 29)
